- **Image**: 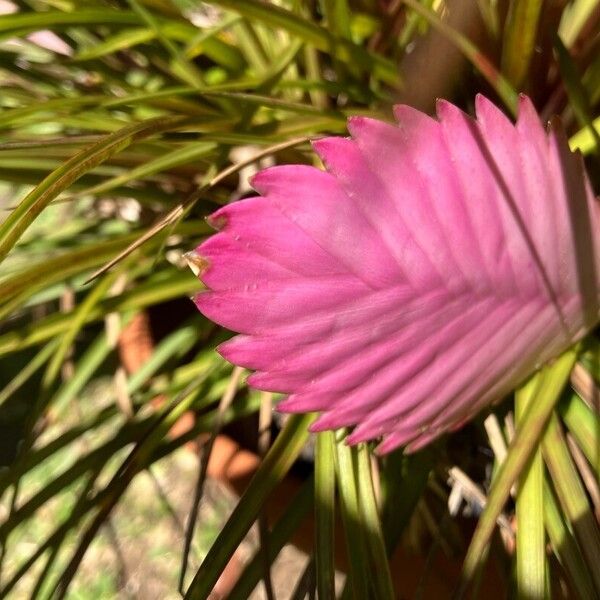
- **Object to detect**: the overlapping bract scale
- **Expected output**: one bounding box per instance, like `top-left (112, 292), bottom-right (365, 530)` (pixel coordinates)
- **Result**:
top-left (192, 94), bottom-right (600, 453)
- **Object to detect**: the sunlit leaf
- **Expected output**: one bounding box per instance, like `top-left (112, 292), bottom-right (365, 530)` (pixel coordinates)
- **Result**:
top-left (514, 376), bottom-right (546, 598)
top-left (458, 348), bottom-right (577, 596)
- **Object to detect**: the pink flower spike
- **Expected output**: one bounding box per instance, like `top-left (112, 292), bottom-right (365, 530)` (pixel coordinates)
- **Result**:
top-left (191, 94), bottom-right (600, 454)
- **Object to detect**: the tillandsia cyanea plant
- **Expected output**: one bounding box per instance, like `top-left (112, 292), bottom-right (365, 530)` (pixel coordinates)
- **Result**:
top-left (191, 93), bottom-right (600, 454)
top-left (2, 0), bottom-right (600, 599)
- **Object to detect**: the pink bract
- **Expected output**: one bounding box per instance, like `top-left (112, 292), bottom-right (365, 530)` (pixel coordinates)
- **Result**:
top-left (191, 94), bottom-right (600, 454)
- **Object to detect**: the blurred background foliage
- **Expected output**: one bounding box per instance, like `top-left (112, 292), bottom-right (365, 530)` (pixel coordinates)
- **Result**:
top-left (1, 0), bottom-right (600, 598)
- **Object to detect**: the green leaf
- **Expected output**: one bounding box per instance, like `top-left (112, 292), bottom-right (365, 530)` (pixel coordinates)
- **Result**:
top-left (355, 445), bottom-right (395, 600)
top-left (319, 0), bottom-right (352, 40)
top-left (543, 479), bottom-right (597, 600)
top-left (315, 431), bottom-right (336, 600)
top-left (0, 96), bottom-right (106, 130)
top-left (0, 271), bottom-right (201, 357)
top-left (0, 10), bottom-right (142, 35)
top-left (555, 37), bottom-right (600, 156)
top-left (501, 0), bottom-right (543, 88)
top-left (0, 339), bottom-right (58, 408)
top-left (334, 438), bottom-right (369, 599)
top-left (0, 419), bottom-right (150, 535)
top-left (204, 0), bottom-right (400, 85)
top-left (0, 411), bottom-right (111, 502)
top-left (514, 376), bottom-right (546, 599)
top-left (126, 0), bottom-right (204, 89)
top-left (42, 267), bottom-right (125, 391)
top-left (73, 141), bottom-right (217, 197)
top-left (475, 0), bottom-right (500, 39)
top-left (74, 22), bottom-right (244, 71)
top-left (542, 413), bottom-right (600, 594)
top-left (52, 383), bottom-right (205, 598)
top-left (0, 115), bottom-right (187, 264)
top-left (0, 221), bottom-right (208, 310)
top-left (457, 347), bottom-right (577, 597)
top-left (584, 50), bottom-right (600, 107)
top-left (227, 479), bottom-right (314, 599)
top-left (126, 320), bottom-right (202, 393)
top-left (75, 27), bottom-right (167, 60)
top-left (200, 90), bottom-right (346, 118)
top-left (558, 392), bottom-right (600, 476)
top-left (184, 413), bottom-right (314, 599)
top-left (0, 475), bottom-right (99, 599)
top-left (380, 448), bottom-right (435, 556)
top-left (1, 396), bottom-right (259, 597)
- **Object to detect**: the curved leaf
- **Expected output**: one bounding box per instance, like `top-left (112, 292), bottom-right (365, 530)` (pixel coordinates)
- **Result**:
top-left (0, 116), bottom-right (187, 263)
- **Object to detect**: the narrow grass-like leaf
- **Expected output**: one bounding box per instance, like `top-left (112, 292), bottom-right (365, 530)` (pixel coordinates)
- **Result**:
top-left (142, 338), bottom-right (228, 398)
top-left (53, 382), bottom-right (207, 599)
top-left (0, 271), bottom-right (201, 356)
top-left (543, 479), bottom-right (597, 600)
top-left (555, 37), bottom-right (600, 158)
top-left (205, 0), bottom-right (400, 85)
top-left (179, 367), bottom-right (245, 592)
top-left (75, 27), bottom-right (166, 61)
top-left (75, 22), bottom-right (243, 68)
top-left (231, 20), bottom-right (269, 72)
top-left (355, 445), bottom-right (395, 600)
top-left (315, 430), bottom-right (336, 599)
top-left (380, 448), bottom-right (435, 556)
top-left (50, 329), bottom-right (123, 417)
top-left (0, 115), bottom-right (187, 263)
top-left (475, 0), bottom-right (500, 39)
top-left (303, 45), bottom-right (328, 109)
top-left (72, 141), bottom-right (217, 197)
top-left (334, 438), bottom-right (369, 599)
top-left (458, 347), bottom-right (577, 597)
top-left (0, 419), bottom-right (151, 535)
top-left (200, 90), bottom-right (346, 118)
top-left (0, 221), bottom-right (208, 309)
top-left (0, 10), bottom-right (143, 35)
top-left (514, 376), bottom-right (546, 599)
top-left (0, 406), bottom-right (119, 495)
top-left (126, 0), bottom-right (204, 89)
top-left (289, 558), bottom-right (317, 600)
top-left (558, 392), bottom-right (600, 476)
top-left (183, 413), bottom-right (314, 599)
top-left (42, 267), bottom-right (124, 391)
top-left (0, 97), bottom-right (107, 130)
top-left (559, 0), bottom-right (600, 47)
top-left (320, 0), bottom-right (352, 40)
top-left (0, 339), bottom-right (58, 407)
top-left (542, 413), bottom-right (600, 593)
top-left (501, 0), bottom-right (543, 88)
top-left (0, 9), bottom-right (243, 69)
top-left (0, 136), bottom-right (103, 150)
top-left (0, 474), bottom-right (99, 599)
top-left (228, 479), bottom-right (314, 600)
top-left (583, 46), bottom-right (600, 105)
top-left (185, 15), bottom-right (242, 59)
top-left (126, 321), bottom-right (202, 394)
top-left (1, 397), bottom-right (258, 597)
